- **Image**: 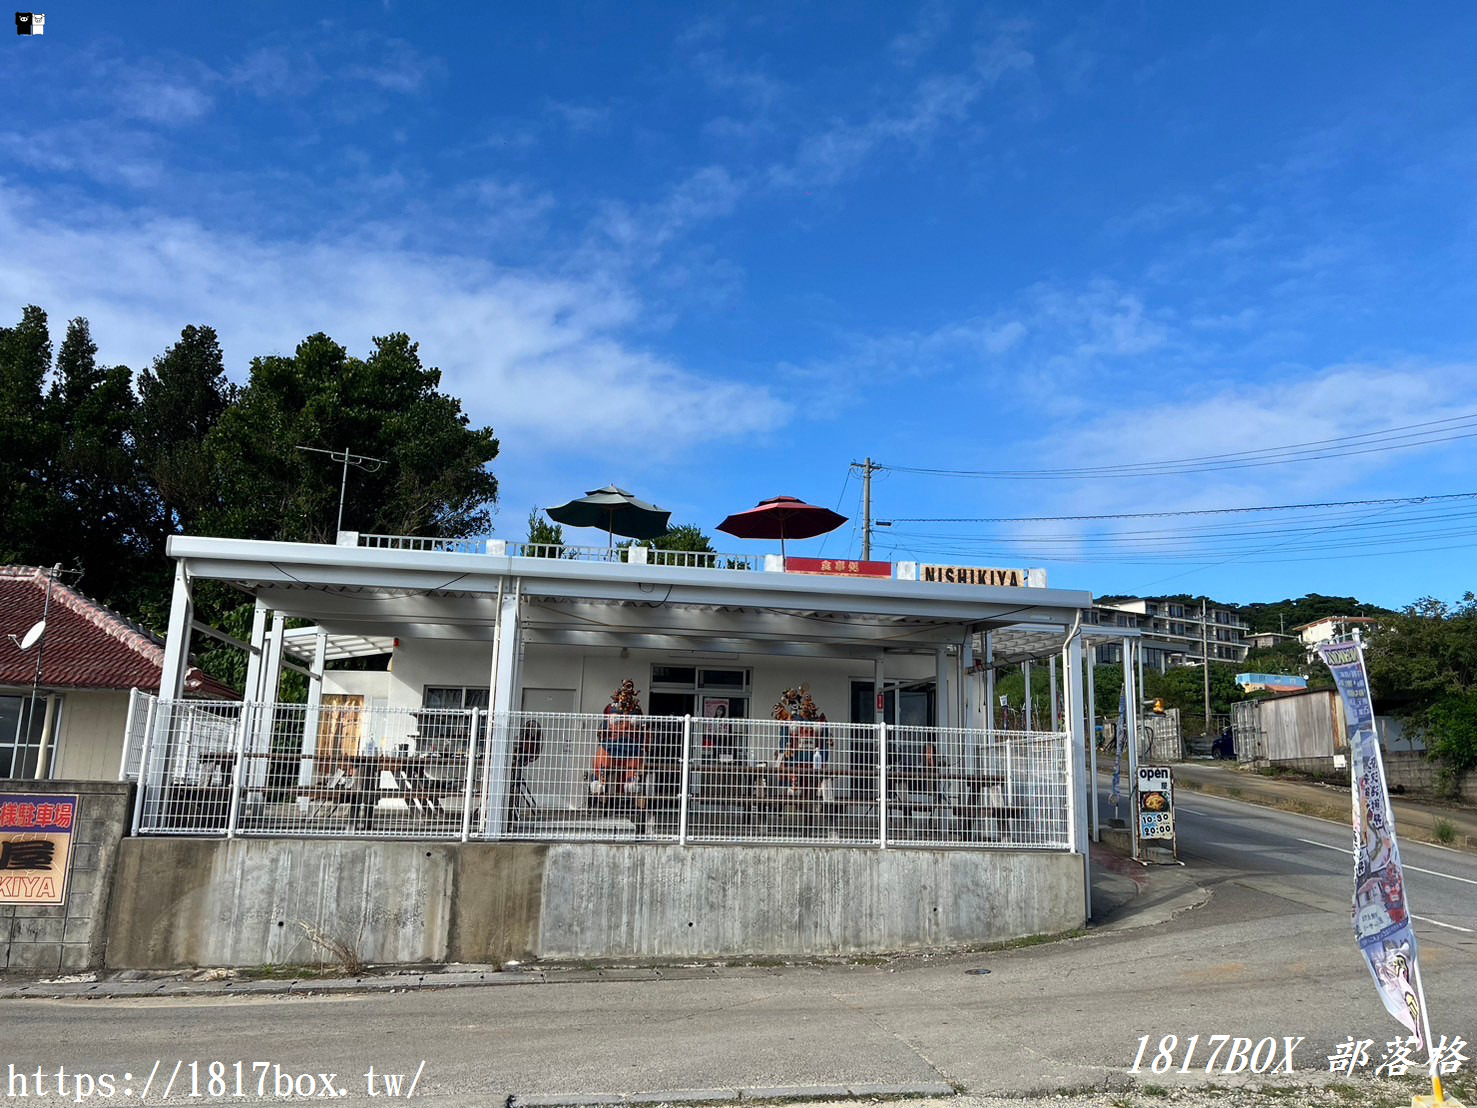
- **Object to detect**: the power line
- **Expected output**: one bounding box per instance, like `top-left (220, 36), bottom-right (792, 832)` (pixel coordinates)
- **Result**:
top-left (879, 411), bottom-right (1477, 480)
top-left (880, 489), bottom-right (1477, 525)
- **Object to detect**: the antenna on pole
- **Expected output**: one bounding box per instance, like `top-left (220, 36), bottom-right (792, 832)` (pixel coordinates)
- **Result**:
top-left (296, 445), bottom-right (386, 540)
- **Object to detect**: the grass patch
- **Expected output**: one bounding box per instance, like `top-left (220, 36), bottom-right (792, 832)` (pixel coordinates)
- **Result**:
top-left (1226, 786), bottom-right (1244, 798)
top-left (1139, 1084), bottom-right (1169, 1097)
top-left (979, 927), bottom-right (1087, 952)
top-left (1434, 817), bottom-right (1457, 844)
top-left (295, 921), bottom-right (366, 976)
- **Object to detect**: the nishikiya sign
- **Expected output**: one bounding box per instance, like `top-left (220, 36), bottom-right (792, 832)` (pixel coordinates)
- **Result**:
top-left (920, 565), bottom-right (1025, 587)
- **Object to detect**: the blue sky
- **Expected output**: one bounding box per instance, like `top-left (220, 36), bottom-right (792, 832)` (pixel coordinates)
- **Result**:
top-left (6, 3), bottom-right (1477, 609)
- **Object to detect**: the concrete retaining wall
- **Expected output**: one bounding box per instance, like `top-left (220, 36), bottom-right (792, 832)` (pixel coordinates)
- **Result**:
top-left (106, 839), bottom-right (1084, 970)
top-left (1384, 752), bottom-right (1471, 800)
top-left (2, 779), bottom-right (131, 974)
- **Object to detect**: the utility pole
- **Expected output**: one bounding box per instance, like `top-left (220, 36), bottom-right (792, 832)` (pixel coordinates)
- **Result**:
top-left (1201, 597), bottom-right (1212, 736)
top-left (857, 457), bottom-right (878, 560)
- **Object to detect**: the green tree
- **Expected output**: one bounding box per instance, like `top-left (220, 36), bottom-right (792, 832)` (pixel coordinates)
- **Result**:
top-left (45, 317), bottom-right (144, 606)
top-left (0, 306), bottom-right (56, 565)
top-left (203, 332), bottom-right (499, 543)
top-left (1142, 663), bottom-right (1243, 731)
top-left (525, 509), bottom-right (568, 556)
top-left (621, 523), bottom-right (718, 566)
top-left (1365, 594), bottom-right (1477, 775)
top-left (135, 324), bottom-right (232, 542)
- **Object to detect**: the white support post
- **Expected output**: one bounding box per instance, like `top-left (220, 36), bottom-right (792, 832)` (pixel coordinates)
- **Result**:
top-left (678, 716), bottom-right (692, 846)
top-left (1087, 645), bottom-right (1099, 843)
top-left (982, 632), bottom-right (996, 782)
top-left (1066, 631), bottom-right (1089, 921)
top-left (1049, 655), bottom-right (1059, 732)
top-left (298, 629), bottom-right (328, 803)
top-left (935, 648), bottom-right (950, 732)
top-left (155, 563), bottom-right (195, 815)
top-left (131, 695), bottom-right (157, 833)
top-left (158, 562), bottom-right (195, 701)
top-left (1023, 661), bottom-right (1033, 732)
top-left (249, 611), bottom-right (286, 795)
top-left (960, 630), bottom-right (975, 730)
top-left (119, 687), bottom-right (140, 781)
top-left (873, 654), bottom-right (886, 723)
top-left (984, 632), bottom-right (995, 741)
top-left (485, 581), bottom-right (520, 837)
top-left (461, 708), bottom-right (480, 843)
top-left (241, 598), bottom-right (269, 705)
top-left (225, 703), bottom-right (253, 839)
top-left (877, 720), bottom-right (889, 848)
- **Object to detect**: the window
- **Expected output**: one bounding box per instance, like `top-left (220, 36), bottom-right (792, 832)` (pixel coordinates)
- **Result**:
top-left (649, 666), bottom-right (751, 718)
top-left (1169, 604), bottom-right (1184, 618)
top-left (424, 686), bottom-right (490, 711)
top-left (0, 695), bottom-right (45, 778)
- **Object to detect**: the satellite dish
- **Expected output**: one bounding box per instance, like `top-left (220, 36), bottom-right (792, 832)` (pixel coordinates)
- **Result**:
top-left (18, 620), bottom-right (44, 651)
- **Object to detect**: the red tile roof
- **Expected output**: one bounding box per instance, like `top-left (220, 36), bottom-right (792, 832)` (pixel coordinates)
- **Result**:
top-left (0, 566), bottom-right (237, 699)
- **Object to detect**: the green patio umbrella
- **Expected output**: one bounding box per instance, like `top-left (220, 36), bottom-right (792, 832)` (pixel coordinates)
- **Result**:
top-left (545, 485), bottom-right (672, 547)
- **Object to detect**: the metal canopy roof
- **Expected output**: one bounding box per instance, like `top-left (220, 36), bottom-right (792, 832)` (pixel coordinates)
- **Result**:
top-left (983, 623), bottom-right (1141, 666)
top-left (280, 626), bottom-right (394, 663)
top-left (169, 535), bottom-right (1092, 656)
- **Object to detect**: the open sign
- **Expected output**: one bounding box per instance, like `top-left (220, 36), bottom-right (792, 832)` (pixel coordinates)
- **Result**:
top-left (1137, 765), bottom-right (1172, 791)
top-left (1136, 765), bottom-right (1175, 842)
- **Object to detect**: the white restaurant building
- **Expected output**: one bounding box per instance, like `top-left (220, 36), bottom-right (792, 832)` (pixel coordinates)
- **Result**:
top-left (117, 530), bottom-right (1119, 964)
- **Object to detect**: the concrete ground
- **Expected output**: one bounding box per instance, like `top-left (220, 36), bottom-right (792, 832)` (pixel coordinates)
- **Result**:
top-left (5, 773), bottom-right (1474, 1108)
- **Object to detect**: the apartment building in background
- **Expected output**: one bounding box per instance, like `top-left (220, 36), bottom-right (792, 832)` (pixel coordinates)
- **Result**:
top-left (1085, 596), bottom-right (1250, 671)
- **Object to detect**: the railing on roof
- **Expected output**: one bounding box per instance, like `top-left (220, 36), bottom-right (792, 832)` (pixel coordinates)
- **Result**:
top-left (357, 533), bottom-right (766, 572)
top-left (359, 533), bottom-right (489, 555)
top-left (124, 696), bottom-right (1072, 852)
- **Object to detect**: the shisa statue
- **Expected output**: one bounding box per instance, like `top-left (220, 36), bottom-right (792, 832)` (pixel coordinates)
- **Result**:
top-left (592, 679), bottom-right (647, 801)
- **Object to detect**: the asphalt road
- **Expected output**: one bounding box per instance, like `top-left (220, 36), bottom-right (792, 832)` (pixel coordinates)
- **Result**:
top-left (5, 789), bottom-right (1474, 1105)
top-left (1094, 779), bottom-right (1477, 940)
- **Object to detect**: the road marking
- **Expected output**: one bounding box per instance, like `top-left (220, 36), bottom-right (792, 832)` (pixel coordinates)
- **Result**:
top-left (1293, 837), bottom-right (1477, 886)
top-left (1413, 915), bottom-right (1476, 934)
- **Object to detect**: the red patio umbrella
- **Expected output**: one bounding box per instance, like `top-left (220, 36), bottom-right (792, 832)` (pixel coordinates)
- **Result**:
top-left (716, 496), bottom-right (848, 559)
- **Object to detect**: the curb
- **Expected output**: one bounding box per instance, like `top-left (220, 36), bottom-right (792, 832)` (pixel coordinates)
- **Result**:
top-left (507, 1083), bottom-right (958, 1106)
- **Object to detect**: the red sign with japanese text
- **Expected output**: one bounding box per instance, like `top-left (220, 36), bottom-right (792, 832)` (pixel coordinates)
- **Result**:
top-left (785, 558), bottom-right (892, 578)
top-left (0, 793), bottom-right (78, 906)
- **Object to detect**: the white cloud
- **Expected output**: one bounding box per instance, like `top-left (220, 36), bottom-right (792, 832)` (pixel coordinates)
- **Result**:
top-left (1042, 362), bottom-right (1477, 516)
top-left (545, 100), bottom-right (611, 134)
top-left (888, 2), bottom-right (952, 69)
top-left (0, 184), bottom-right (785, 458)
top-left (974, 19), bottom-right (1036, 84)
top-left (117, 76), bottom-right (215, 126)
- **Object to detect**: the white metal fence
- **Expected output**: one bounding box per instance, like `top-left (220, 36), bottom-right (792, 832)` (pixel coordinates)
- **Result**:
top-left (125, 696), bottom-right (1072, 850)
top-left (357, 533), bottom-right (767, 571)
